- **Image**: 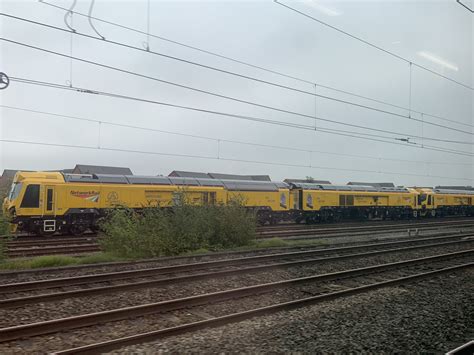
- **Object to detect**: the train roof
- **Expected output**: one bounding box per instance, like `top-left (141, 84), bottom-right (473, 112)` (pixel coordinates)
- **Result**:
top-left (169, 171), bottom-right (272, 182)
top-left (289, 182), bottom-right (410, 193)
top-left (72, 164), bottom-right (133, 175)
top-left (347, 182), bottom-right (395, 188)
top-left (434, 186), bottom-right (474, 191)
top-left (432, 188), bottom-right (474, 195)
top-left (62, 174), bottom-right (288, 192)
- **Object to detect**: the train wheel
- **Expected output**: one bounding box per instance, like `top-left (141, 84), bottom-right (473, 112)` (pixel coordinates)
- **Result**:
top-left (38, 229), bottom-right (55, 237)
top-left (69, 225), bottom-right (86, 236)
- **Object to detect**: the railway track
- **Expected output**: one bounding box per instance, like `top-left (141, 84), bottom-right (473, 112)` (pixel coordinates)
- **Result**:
top-left (0, 244), bottom-right (471, 353)
top-left (256, 217), bottom-right (474, 231)
top-left (2, 218), bottom-right (474, 258)
top-left (0, 233), bottom-right (472, 298)
top-left (256, 219), bottom-right (474, 238)
top-left (5, 236), bottom-right (100, 258)
top-left (54, 260), bottom-right (472, 355)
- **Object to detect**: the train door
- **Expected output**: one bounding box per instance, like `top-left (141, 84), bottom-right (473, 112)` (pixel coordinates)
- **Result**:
top-left (43, 186), bottom-right (56, 232)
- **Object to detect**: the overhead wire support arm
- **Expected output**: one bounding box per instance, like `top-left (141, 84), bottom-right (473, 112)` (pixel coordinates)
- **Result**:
top-left (273, 0), bottom-right (474, 91)
top-left (62, 0), bottom-right (77, 33)
top-left (456, 0), bottom-right (474, 12)
top-left (143, 0), bottom-right (151, 51)
top-left (8, 75), bottom-right (474, 159)
top-left (2, 35), bottom-right (473, 141)
top-left (16, 7), bottom-right (474, 129)
top-left (88, 0), bottom-right (105, 40)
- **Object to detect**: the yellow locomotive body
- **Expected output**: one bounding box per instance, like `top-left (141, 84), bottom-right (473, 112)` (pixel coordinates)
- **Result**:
top-left (3, 172), bottom-right (292, 234)
top-left (3, 171), bottom-right (474, 235)
top-left (415, 187), bottom-right (474, 217)
top-left (289, 183), bottom-right (419, 222)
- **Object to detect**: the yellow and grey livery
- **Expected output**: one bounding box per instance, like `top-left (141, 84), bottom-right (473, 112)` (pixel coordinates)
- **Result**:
top-left (3, 171), bottom-right (474, 235)
top-left (3, 171), bottom-right (289, 235)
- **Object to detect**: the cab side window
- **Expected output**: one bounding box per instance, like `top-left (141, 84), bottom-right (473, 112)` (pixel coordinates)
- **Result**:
top-left (20, 185), bottom-right (40, 208)
top-left (428, 195), bottom-right (432, 205)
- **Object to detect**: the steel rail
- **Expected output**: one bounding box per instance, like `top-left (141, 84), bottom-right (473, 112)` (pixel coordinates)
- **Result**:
top-left (0, 230), bottom-right (467, 277)
top-left (52, 261), bottom-right (474, 355)
top-left (256, 218), bottom-right (474, 232)
top-left (0, 233), bottom-right (472, 294)
top-left (257, 222), bottom-right (474, 238)
top-left (6, 237), bottom-right (98, 248)
top-left (0, 250), bottom-right (471, 342)
top-left (0, 238), bottom-right (472, 309)
top-left (6, 244), bottom-right (101, 258)
top-left (259, 227), bottom-right (468, 240)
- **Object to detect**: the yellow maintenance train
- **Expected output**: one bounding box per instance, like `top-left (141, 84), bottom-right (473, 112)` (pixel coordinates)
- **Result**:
top-left (2, 171), bottom-right (474, 235)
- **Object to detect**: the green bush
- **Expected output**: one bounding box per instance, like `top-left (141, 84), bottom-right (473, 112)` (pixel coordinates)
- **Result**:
top-left (0, 214), bottom-right (9, 236)
top-left (0, 186), bottom-right (9, 261)
top-left (99, 198), bottom-right (257, 258)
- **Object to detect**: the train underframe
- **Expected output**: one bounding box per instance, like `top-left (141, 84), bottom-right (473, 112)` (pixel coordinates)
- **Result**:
top-left (12, 209), bottom-right (100, 236)
top-left (297, 206), bottom-right (415, 224)
top-left (9, 204), bottom-right (474, 234)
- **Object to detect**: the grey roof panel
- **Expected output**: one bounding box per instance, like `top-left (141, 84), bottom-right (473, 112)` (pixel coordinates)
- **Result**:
top-left (284, 179), bottom-right (331, 184)
top-left (126, 176), bottom-right (172, 185)
top-left (63, 174), bottom-right (128, 184)
top-left (435, 186), bottom-right (474, 191)
top-left (63, 174), bottom-right (98, 183)
top-left (274, 181), bottom-right (290, 189)
top-left (168, 177), bottom-right (201, 186)
top-left (433, 188), bottom-right (474, 195)
top-left (196, 179), bottom-right (225, 187)
top-left (221, 180), bottom-right (281, 191)
top-left (92, 174), bottom-right (129, 184)
top-left (209, 173), bottom-right (253, 181)
top-left (249, 175), bottom-right (272, 182)
top-left (169, 171), bottom-right (210, 179)
top-left (73, 164), bottom-right (133, 175)
top-left (347, 182), bottom-right (395, 187)
top-left (290, 182), bottom-right (408, 192)
top-left (208, 173), bottom-right (271, 181)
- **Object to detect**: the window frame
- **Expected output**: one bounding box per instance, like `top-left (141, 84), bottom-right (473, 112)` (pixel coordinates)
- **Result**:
top-left (20, 184), bottom-right (40, 208)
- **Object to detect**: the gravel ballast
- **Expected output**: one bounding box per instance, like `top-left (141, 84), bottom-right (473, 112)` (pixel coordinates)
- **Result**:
top-left (116, 268), bottom-right (474, 354)
top-left (0, 249), bottom-right (471, 353)
top-left (0, 243), bottom-right (471, 328)
top-left (1, 227), bottom-right (471, 284)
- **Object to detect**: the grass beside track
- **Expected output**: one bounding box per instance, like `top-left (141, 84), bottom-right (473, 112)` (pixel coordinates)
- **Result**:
top-left (0, 238), bottom-right (326, 271)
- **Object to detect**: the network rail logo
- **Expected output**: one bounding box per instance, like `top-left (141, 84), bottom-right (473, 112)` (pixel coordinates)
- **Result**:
top-left (70, 191), bottom-right (100, 203)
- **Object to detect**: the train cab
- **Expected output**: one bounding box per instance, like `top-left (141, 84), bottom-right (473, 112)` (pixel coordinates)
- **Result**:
top-left (2, 171), bottom-right (64, 234)
top-left (414, 188), bottom-right (436, 217)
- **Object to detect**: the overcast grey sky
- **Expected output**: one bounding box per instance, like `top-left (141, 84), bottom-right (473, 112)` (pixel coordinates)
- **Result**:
top-left (0, 0), bottom-right (473, 185)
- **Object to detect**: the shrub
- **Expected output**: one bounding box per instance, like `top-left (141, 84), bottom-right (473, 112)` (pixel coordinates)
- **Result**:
top-left (99, 198), bottom-right (257, 258)
top-left (24, 255), bottom-right (77, 269)
top-left (0, 214), bottom-right (9, 237)
top-left (0, 187), bottom-right (9, 261)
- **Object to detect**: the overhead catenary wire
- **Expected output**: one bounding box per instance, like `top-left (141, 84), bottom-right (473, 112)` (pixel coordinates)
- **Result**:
top-left (456, 0), bottom-right (474, 13)
top-left (3, 16), bottom-right (471, 137)
top-left (7, 75), bottom-right (474, 159)
top-left (2, 104), bottom-right (471, 167)
top-left (274, 0), bottom-right (474, 91)
top-left (87, 0), bottom-right (104, 40)
top-left (1, 138), bottom-right (472, 181)
top-left (1, 4), bottom-right (469, 182)
top-left (63, 0), bottom-right (76, 32)
top-left (34, 2), bottom-right (474, 129)
top-left (2, 36), bottom-right (474, 146)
